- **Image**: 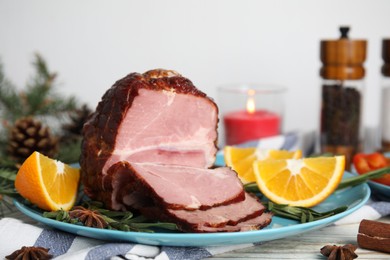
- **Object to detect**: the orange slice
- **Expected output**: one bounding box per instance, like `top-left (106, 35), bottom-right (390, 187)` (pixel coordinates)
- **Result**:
top-left (15, 151), bottom-right (80, 211)
top-left (253, 156), bottom-right (345, 207)
top-left (224, 146), bottom-right (302, 184)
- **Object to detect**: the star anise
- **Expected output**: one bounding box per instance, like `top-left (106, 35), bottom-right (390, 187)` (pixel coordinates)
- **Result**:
top-left (69, 206), bottom-right (108, 228)
top-left (6, 246), bottom-right (52, 260)
top-left (320, 244), bottom-right (358, 260)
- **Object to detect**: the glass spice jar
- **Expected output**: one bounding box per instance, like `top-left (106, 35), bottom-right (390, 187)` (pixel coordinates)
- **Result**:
top-left (381, 39), bottom-right (390, 152)
top-left (319, 27), bottom-right (367, 169)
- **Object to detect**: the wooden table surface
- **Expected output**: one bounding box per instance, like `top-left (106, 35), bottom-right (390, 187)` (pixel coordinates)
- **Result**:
top-left (210, 216), bottom-right (390, 259)
top-left (3, 203), bottom-right (390, 259)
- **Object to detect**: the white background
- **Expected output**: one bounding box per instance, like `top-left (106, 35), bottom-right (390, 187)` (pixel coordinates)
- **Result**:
top-left (0, 0), bottom-right (389, 140)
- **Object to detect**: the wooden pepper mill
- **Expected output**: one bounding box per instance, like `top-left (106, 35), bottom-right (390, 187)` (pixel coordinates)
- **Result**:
top-left (319, 27), bottom-right (367, 169)
top-left (381, 39), bottom-right (390, 152)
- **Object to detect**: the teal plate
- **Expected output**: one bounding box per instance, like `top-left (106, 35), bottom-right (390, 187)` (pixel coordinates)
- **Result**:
top-left (367, 181), bottom-right (390, 201)
top-left (13, 171), bottom-right (370, 247)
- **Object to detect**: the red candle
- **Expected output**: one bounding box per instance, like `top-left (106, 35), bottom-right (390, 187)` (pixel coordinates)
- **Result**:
top-left (224, 109), bottom-right (281, 145)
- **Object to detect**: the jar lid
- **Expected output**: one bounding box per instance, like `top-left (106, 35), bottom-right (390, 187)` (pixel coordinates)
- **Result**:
top-left (320, 27), bottom-right (367, 80)
top-left (382, 39), bottom-right (390, 77)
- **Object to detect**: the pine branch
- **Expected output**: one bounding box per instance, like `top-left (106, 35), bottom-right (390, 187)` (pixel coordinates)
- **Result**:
top-left (24, 53), bottom-right (78, 117)
top-left (0, 61), bottom-right (24, 121)
top-left (24, 53), bottom-right (56, 115)
top-left (57, 137), bottom-right (82, 164)
top-left (0, 168), bottom-right (18, 218)
top-left (0, 54), bottom-right (79, 123)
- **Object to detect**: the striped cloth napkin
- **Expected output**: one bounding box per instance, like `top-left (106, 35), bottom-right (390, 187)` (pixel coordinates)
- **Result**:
top-left (0, 217), bottom-right (255, 260)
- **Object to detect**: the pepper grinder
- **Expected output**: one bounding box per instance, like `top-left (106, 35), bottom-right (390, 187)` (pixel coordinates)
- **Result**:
top-left (381, 39), bottom-right (390, 152)
top-left (319, 27), bottom-right (367, 169)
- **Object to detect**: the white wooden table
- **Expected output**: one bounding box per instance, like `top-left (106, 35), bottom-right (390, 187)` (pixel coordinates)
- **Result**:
top-left (3, 204), bottom-right (390, 259)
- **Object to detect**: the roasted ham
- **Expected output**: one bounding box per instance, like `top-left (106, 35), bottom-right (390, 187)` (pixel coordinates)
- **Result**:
top-left (80, 69), bottom-right (272, 233)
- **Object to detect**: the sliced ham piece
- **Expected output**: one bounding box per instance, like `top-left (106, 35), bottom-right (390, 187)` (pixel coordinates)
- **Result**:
top-left (126, 163), bottom-right (245, 210)
top-left (197, 213), bottom-right (273, 232)
top-left (166, 193), bottom-right (265, 227)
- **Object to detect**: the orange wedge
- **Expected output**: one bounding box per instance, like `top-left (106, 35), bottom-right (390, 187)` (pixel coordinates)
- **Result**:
top-left (15, 151), bottom-right (80, 211)
top-left (224, 146), bottom-right (302, 184)
top-left (253, 156), bottom-right (345, 207)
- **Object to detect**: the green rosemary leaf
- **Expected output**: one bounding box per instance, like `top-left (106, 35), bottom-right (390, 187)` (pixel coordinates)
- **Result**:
top-left (0, 169), bottom-right (18, 199)
top-left (337, 166), bottom-right (390, 190)
top-left (108, 222), bottom-right (130, 231)
top-left (97, 208), bottom-right (133, 219)
top-left (244, 182), bottom-right (260, 193)
top-left (119, 211), bottom-right (134, 221)
top-left (82, 200), bottom-right (104, 209)
top-left (122, 215), bottom-right (149, 224)
top-left (300, 212), bottom-right (307, 223)
top-left (43, 210), bottom-right (72, 223)
top-left (318, 206), bottom-right (348, 216)
top-left (308, 211), bottom-right (314, 222)
top-left (0, 168), bottom-right (17, 182)
top-left (272, 210), bottom-right (301, 221)
top-left (263, 202), bottom-right (348, 223)
top-left (0, 186), bottom-right (18, 197)
top-left (100, 215), bottom-right (118, 225)
top-left (129, 222), bottom-right (178, 231)
top-left (42, 211), bottom-right (58, 218)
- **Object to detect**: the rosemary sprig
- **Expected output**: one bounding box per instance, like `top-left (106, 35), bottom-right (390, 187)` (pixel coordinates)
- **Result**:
top-left (244, 182), bottom-right (260, 193)
top-left (244, 166), bottom-right (390, 194)
top-left (43, 209), bottom-right (78, 224)
top-left (337, 166), bottom-right (390, 190)
top-left (0, 168), bottom-right (17, 182)
top-left (43, 201), bottom-right (178, 233)
top-left (264, 201), bottom-right (348, 223)
top-left (0, 168), bottom-right (19, 218)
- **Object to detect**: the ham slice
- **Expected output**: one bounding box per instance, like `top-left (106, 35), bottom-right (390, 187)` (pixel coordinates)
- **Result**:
top-left (126, 163), bottom-right (245, 210)
top-left (197, 213), bottom-right (273, 232)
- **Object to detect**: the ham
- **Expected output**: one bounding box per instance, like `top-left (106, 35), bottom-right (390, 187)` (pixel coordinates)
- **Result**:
top-left (80, 69), bottom-right (272, 233)
top-left (81, 69), bottom-right (218, 210)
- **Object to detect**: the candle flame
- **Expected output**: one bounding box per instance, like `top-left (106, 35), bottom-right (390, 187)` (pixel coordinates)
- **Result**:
top-left (246, 97), bottom-right (255, 114)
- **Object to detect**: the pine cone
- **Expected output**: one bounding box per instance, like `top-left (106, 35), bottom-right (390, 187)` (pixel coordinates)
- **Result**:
top-left (61, 104), bottom-right (92, 142)
top-left (7, 117), bottom-right (58, 163)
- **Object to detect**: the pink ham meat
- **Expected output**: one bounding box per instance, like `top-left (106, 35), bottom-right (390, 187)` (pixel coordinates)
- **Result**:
top-left (81, 69), bottom-right (219, 210)
top-left (126, 163), bottom-right (245, 210)
top-left (197, 213), bottom-right (273, 232)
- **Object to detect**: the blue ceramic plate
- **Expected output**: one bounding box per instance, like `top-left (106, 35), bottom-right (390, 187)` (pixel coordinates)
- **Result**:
top-left (367, 181), bottom-right (390, 201)
top-left (13, 171), bottom-right (370, 247)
